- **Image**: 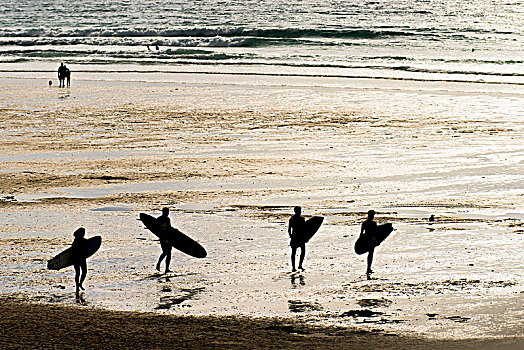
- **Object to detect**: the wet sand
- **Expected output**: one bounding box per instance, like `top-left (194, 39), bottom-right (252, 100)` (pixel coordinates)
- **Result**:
top-left (1, 77), bottom-right (523, 345)
top-left (1, 298), bottom-right (522, 350)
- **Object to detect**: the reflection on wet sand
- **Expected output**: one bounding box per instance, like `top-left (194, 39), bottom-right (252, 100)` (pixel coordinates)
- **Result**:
top-left (290, 273), bottom-right (305, 287)
top-left (139, 272), bottom-right (197, 282)
top-left (155, 287), bottom-right (205, 310)
top-left (357, 298), bottom-right (393, 308)
top-left (288, 300), bottom-right (322, 313)
top-left (75, 293), bottom-right (87, 305)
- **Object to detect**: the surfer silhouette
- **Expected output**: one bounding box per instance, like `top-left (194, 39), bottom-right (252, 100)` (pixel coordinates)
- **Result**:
top-left (360, 210), bottom-right (378, 279)
top-left (156, 207), bottom-right (173, 273)
top-left (288, 206), bottom-right (306, 272)
top-left (71, 227), bottom-right (88, 298)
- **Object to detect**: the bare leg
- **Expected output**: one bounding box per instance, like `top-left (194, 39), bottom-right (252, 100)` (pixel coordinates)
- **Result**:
top-left (291, 246), bottom-right (297, 272)
top-left (156, 253), bottom-right (166, 271)
top-left (298, 245), bottom-right (306, 270)
top-left (74, 264), bottom-right (81, 297)
top-left (164, 250), bottom-right (172, 273)
top-left (366, 248), bottom-right (375, 276)
top-left (79, 260), bottom-right (87, 290)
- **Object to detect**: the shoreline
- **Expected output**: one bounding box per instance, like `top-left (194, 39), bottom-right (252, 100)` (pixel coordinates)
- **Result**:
top-left (1, 298), bottom-right (522, 350)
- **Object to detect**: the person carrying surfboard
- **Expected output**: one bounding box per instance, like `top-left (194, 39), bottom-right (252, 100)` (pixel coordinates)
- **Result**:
top-left (288, 206), bottom-right (307, 272)
top-left (71, 227), bottom-right (88, 298)
top-left (156, 207), bottom-right (173, 273)
top-left (360, 210), bottom-right (378, 278)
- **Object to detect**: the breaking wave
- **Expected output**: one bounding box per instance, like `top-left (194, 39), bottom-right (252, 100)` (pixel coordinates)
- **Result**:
top-left (0, 27), bottom-right (467, 40)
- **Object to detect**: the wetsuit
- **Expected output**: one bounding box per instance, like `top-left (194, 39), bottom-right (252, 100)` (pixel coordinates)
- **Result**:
top-left (71, 236), bottom-right (88, 296)
top-left (289, 214), bottom-right (306, 271)
top-left (360, 218), bottom-right (378, 275)
top-left (156, 214), bottom-right (173, 272)
top-left (289, 214), bottom-right (306, 248)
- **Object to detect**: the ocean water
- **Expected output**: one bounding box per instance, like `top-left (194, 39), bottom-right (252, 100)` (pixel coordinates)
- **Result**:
top-left (0, 0), bottom-right (523, 85)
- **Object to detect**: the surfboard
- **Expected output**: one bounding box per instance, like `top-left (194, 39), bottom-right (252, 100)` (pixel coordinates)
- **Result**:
top-left (354, 223), bottom-right (393, 255)
top-left (139, 213), bottom-right (207, 258)
top-left (47, 236), bottom-right (102, 270)
top-left (298, 216), bottom-right (324, 244)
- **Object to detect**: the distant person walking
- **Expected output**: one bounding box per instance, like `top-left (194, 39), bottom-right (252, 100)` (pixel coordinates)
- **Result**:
top-left (288, 206), bottom-right (306, 272)
top-left (156, 207), bottom-right (173, 273)
top-left (71, 227), bottom-right (88, 298)
top-left (58, 63), bottom-right (66, 87)
top-left (57, 63), bottom-right (70, 87)
top-left (65, 66), bottom-right (70, 87)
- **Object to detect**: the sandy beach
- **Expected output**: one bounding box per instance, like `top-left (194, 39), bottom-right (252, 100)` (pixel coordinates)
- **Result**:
top-left (2, 1), bottom-right (523, 347)
top-left (0, 73), bottom-right (523, 347)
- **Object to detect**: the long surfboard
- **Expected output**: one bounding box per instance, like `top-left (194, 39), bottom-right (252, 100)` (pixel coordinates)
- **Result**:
top-left (354, 223), bottom-right (393, 255)
top-left (139, 213), bottom-right (207, 258)
top-left (47, 236), bottom-right (102, 270)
